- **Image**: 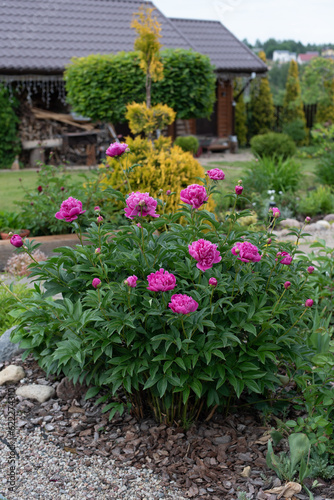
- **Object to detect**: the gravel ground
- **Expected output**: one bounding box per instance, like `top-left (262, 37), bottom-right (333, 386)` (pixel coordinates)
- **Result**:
top-left (0, 423), bottom-right (186, 500)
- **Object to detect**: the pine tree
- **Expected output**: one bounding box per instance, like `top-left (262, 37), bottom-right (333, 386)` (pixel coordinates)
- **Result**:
top-left (281, 60), bottom-right (306, 126)
top-left (234, 78), bottom-right (247, 146)
top-left (248, 51), bottom-right (275, 137)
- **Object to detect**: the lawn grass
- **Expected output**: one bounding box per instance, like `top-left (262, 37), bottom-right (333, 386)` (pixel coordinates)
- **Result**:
top-left (0, 169), bottom-right (95, 212)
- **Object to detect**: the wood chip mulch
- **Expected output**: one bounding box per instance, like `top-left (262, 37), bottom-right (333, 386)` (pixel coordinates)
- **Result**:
top-left (1, 354), bottom-right (333, 500)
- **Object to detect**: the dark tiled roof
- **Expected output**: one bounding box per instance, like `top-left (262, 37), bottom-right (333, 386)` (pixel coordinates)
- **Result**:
top-left (171, 18), bottom-right (267, 73)
top-left (0, 0), bottom-right (265, 74)
top-left (0, 0), bottom-right (192, 73)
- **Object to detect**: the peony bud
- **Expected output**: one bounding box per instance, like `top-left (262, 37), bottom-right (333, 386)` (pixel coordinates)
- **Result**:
top-left (284, 281), bottom-right (291, 289)
top-left (95, 248), bottom-right (101, 254)
top-left (209, 277), bottom-right (217, 287)
top-left (97, 216), bottom-right (103, 223)
top-left (235, 185), bottom-right (243, 195)
top-left (10, 234), bottom-right (24, 248)
top-left (307, 266), bottom-right (315, 274)
top-left (305, 299), bottom-right (314, 307)
top-left (94, 206), bottom-right (101, 211)
top-left (60, 186), bottom-right (65, 191)
top-left (166, 190), bottom-right (171, 196)
top-left (92, 278), bottom-right (101, 289)
top-left (37, 185), bottom-right (43, 193)
top-left (305, 216), bottom-right (311, 223)
top-left (266, 237), bottom-right (272, 245)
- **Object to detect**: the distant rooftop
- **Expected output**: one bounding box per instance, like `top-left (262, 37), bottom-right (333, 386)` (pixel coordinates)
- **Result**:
top-left (0, 0), bottom-right (266, 75)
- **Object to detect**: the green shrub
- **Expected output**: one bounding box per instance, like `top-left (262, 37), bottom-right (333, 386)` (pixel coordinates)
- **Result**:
top-left (282, 119), bottom-right (307, 145)
top-left (0, 283), bottom-right (33, 335)
top-left (174, 136), bottom-right (199, 155)
top-left (243, 156), bottom-right (302, 194)
top-left (0, 85), bottom-right (20, 168)
top-left (0, 210), bottom-right (21, 231)
top-left (298, 186), bottom-right (334, 216)
top-left (316, 152), bottom-right (334, 185)
top-left (11, 166), bottom-right (317, 428)
top-left (65, 50), bottom-right (216, 123)
top-left (250, 132), bottom-right (296, 159)
top-left (17, 164), bottom-right (124, 236)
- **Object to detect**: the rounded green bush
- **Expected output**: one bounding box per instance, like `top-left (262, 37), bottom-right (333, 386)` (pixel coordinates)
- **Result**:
top-left (250, 132), bottom-right (296, 159)
top-left (174, 135), bottom-right (199, 155)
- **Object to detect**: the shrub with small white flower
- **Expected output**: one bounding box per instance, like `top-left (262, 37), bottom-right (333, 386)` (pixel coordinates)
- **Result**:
top-left (8, 149), bottom-right (318, 427)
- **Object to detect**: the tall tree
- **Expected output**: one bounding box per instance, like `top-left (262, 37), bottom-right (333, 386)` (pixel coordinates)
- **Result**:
top-left (281, 60), bottom-right (306, 125)
top-left (248, 51), bottom-right (275, 137)
top-left (301, 57), bottom-right (334, 124)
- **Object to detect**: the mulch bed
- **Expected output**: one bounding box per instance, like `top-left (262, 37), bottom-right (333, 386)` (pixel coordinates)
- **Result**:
top-left (1, 353), bottom-right (333, 500)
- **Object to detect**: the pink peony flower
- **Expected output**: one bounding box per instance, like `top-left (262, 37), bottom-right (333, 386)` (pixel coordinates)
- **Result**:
top-left (147, 268), bottom-right (176, 292)
top-left (307, 266), bottom-right (315, 274)
top-left (284, 281), bottom-right (291, 289)
top-left (235, 185), bottom-right (243, 195)
top-left (277, 251), bottom-right (293, 265)
top-left (188, 239), bottom-right (221, 272)
top-left (231, 241), bottom-right (261, 263)
top-left (180, 184), bottom-right (208, 210)
top-left (305, 299), bottom-right (314, 307)
top-left (92, 278), bottom-right (101, 289)
top-left (10, 234), bottom-right (24, 248)
top-left (270, 207), bottom-right (280, 218)
top-left (105, 142), bottom-right (128, 158)
top-left (125, 192), bottom-right (159, 219)
top-left (209, 277), bottom-right (217, 287)
top-left (55, 197), bottom-right (86, 222)
top-left (207, 168), bottom-right (225, 180)
top-left (168, 294), bottom-right (199, 314)
top-left (125, 275), bottom-right (138, 288)
top-left (37, 185), bottom-right (43, 193)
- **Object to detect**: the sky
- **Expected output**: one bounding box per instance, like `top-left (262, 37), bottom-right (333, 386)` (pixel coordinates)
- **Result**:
top-left (153, 0), bottom-right (333, 45)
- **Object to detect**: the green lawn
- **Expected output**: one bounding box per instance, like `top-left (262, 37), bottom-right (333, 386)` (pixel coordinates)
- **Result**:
top-left (0, 169), bottom-right (95, 212)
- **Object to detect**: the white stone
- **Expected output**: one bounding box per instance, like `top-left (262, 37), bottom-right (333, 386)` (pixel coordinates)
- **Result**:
top-left (315, 220), bottom-right (331, 230)
top-left (0, 365), bottom-right (25, 385)
top-left (324, 214), bottom-right (334, 222)
top-left (16, 384), bottom-right (56, 403)
top-left (279, 219), bottom-right (302, 229)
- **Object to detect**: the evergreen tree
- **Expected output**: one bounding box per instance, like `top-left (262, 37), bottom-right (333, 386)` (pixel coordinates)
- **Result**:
top-left (248, 51), bottom-right (275, 137)
top-left (316, 78), bottom-right (334, 124)
top-left (234, 79), bottom-right (247, 146)
top-left (281, 60), bottom-right (306, 125)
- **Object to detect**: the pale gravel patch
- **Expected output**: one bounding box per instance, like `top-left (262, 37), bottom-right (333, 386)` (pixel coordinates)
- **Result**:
top-left (0, 421), bottom-right (186, 500)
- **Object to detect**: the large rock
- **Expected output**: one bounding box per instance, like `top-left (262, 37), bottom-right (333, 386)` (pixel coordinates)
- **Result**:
top-left (316, 220), bottom-right (331, 230)
top-left (0, 365), bottom-right (25, 385)
top-left (324, 214), bottom-right (334, 222)
top-left (0, 326), bottom-right (25, 363)
top-left (279, 219), bottom-right (302, 229)
top-left (56, 376), bottom-right (88, 401)
top-left (16, 384), bottom-right (56, 403)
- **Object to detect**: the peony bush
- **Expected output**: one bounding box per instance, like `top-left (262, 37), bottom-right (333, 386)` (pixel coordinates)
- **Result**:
top-left (9, 144), bottom-right (317, 427)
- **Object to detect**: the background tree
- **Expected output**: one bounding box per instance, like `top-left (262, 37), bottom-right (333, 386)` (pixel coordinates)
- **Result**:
top-left (282, 60), bottom-right (305, 124)
top-left (131, 6), bottom-right (163, 109)
top-left (234, 79), bottom-right (247, 147)
top-left (248, 51), bottom-right (275, 137)
top-left (301, 58), bottom-right (334, 124)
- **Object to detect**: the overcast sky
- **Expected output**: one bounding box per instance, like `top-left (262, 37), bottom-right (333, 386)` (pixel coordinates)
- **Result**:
top-left (153, 0), bottom-right (333, 45)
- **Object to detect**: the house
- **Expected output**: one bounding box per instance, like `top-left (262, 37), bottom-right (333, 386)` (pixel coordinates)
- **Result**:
top-left (321, 48), bottom-right (334, 60)
top-left (0, 0), bottom-right (266, 145)
top-left (272, 50), bottom-right (297, 64)
top-left (297, 52), bottom-right (319, 64)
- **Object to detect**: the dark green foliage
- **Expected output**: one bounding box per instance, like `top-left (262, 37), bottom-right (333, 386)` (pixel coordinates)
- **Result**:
top-left (298, 186), bottom-right (334, 216)
top-left (0, 284), bottom-right (33, 335)
top-left (65, 50), bottom-right (216, 123)
top-left (0, 85), bottom-right (20, 168)
top-left (174, 135), bottom-right (199, 155)
top-left (243, 156), bottom-right (302, 194)
top-left (250, 132), bottom-right (296, 159)
top-left (282, 119), bottom-right (307, 144)
top-left (248, 52), bottom-right (275, 137)
top-left (315, 151), bottom-right (334, 185)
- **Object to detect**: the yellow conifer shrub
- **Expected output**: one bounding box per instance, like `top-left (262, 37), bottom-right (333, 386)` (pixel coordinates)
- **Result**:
top-left (101, 136), bottom-right (215, 213)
